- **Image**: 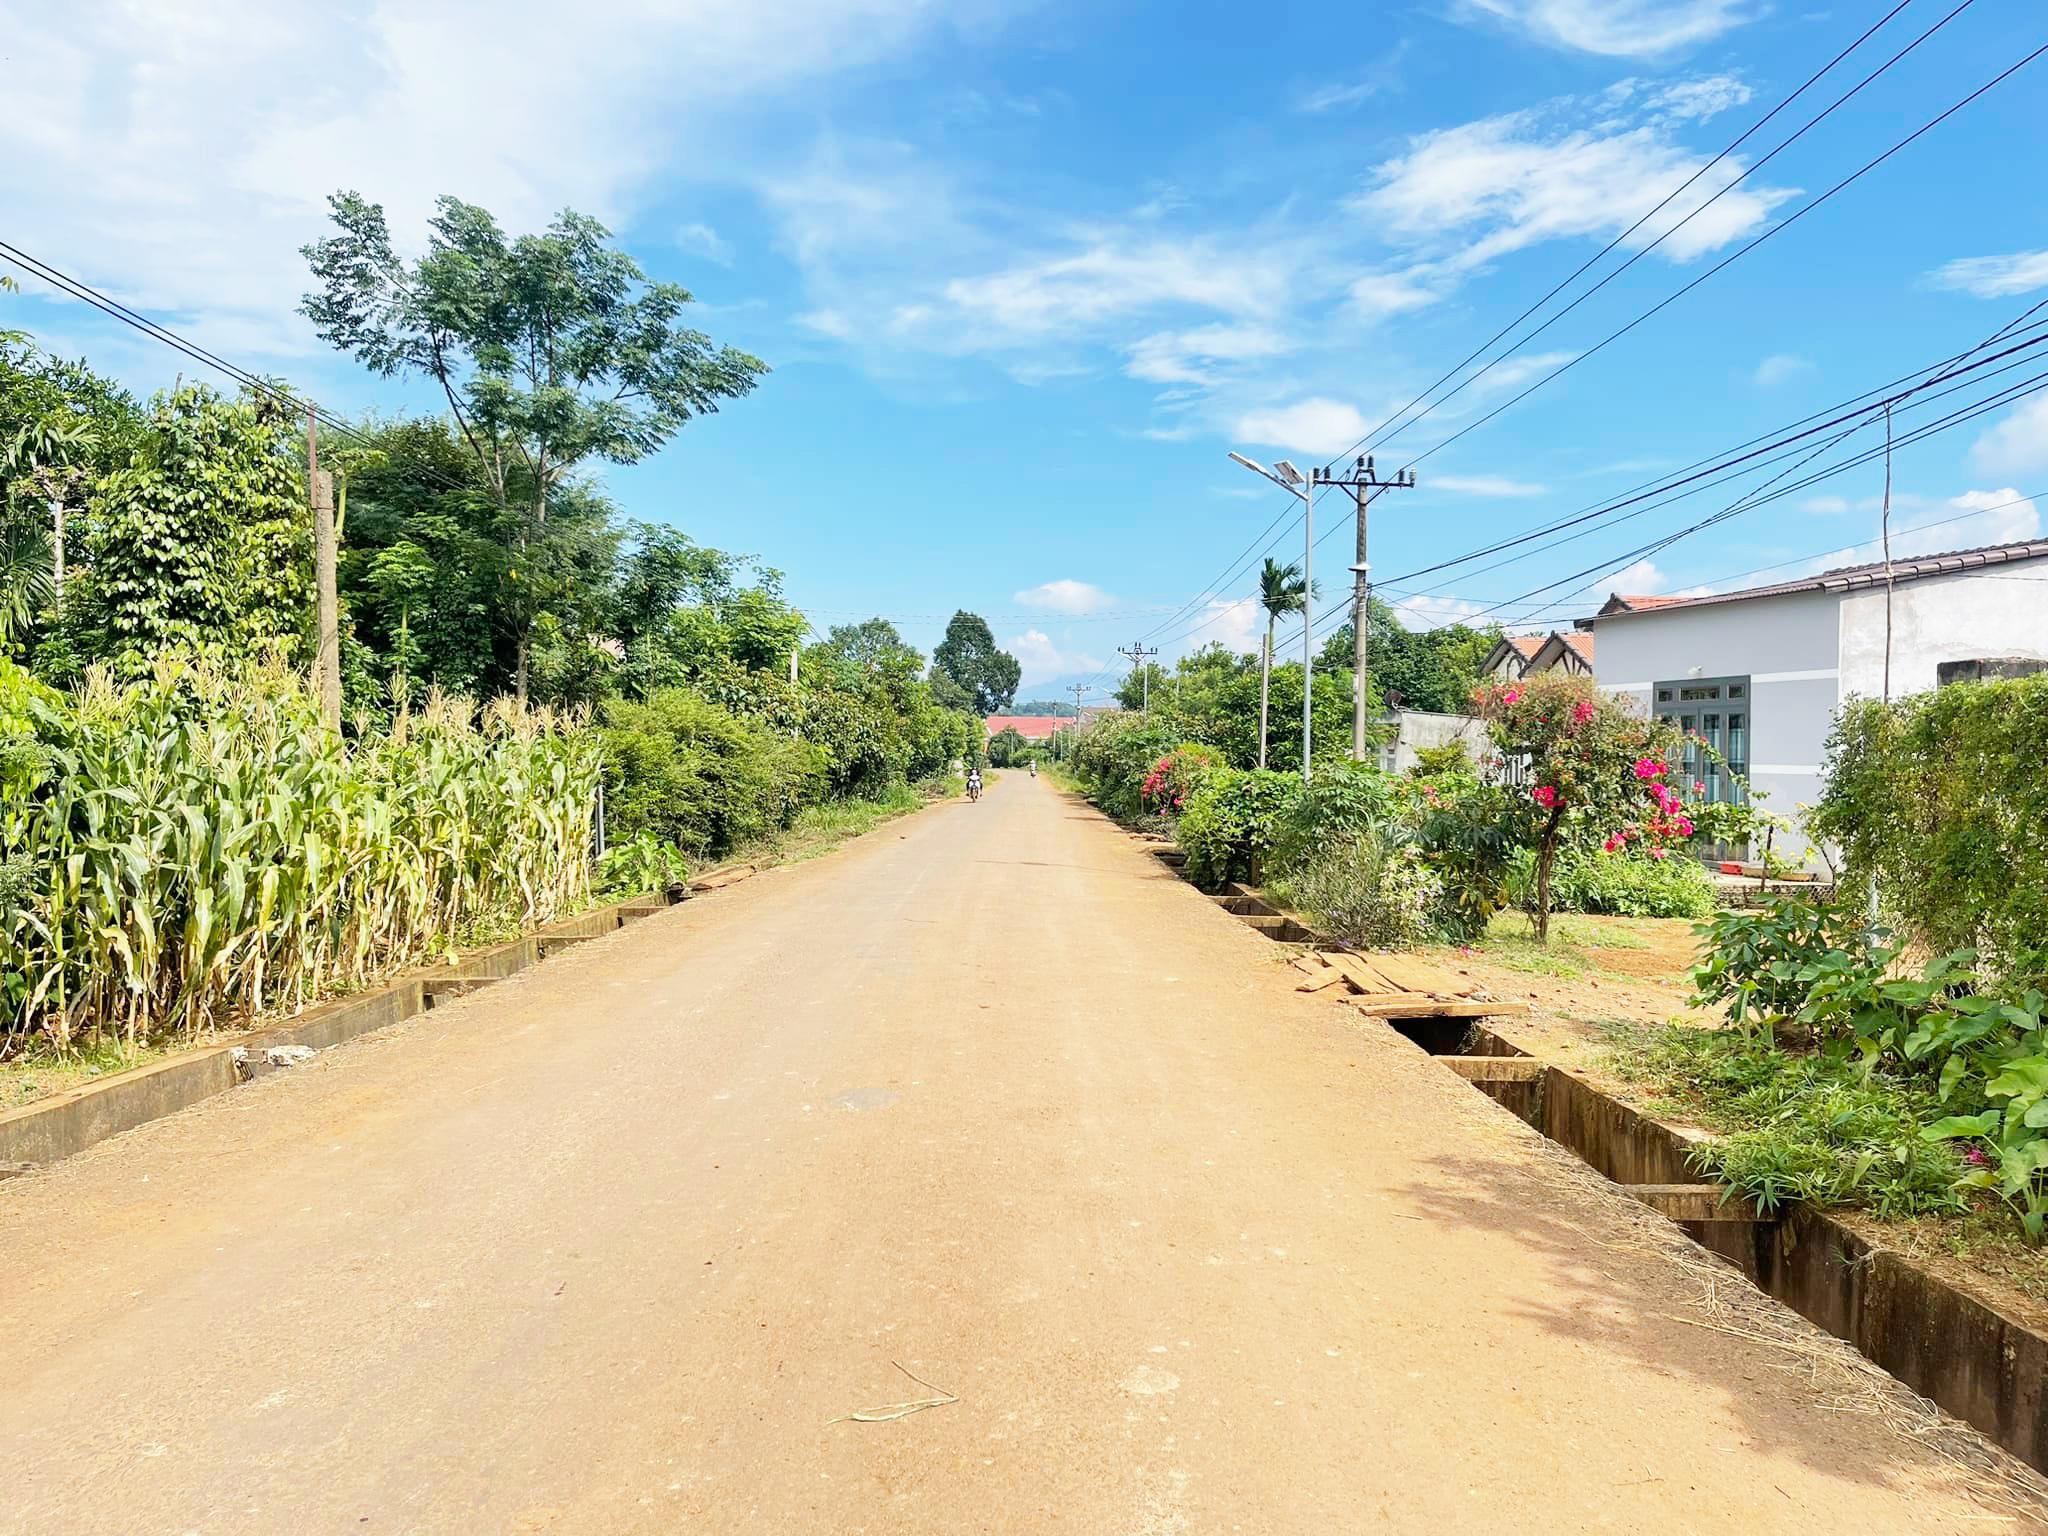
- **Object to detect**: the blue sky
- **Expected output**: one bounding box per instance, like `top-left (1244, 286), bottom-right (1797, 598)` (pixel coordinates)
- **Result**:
top-left (5, 0), bottom-right (2047, 705)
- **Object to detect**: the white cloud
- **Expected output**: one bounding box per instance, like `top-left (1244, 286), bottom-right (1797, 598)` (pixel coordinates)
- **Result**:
top-left (1233, 398), bottom-right (1373, 458)
top-left (1126, 324), bottom-right (1293, 386)
top-left (1459, 0), bottom-right (1752, 56)
top-left (1013, 579), bottom-right (1114, 614)
top-left (1612, 557), bottom-right (1666, 592)
top-left (1182, 597), bottom-right (1261, 656)
top-left (1359, 105), bottom-right (1795, 269)
top-left (1645, 75), bottom-right (1754, 120)
top-left (1971, 393), bottom-right (2048, 479)
top-left (1753, 353), bottom-right (1813, 388)
top-left (1794, 489), bottom-right (2041, 575)
top-left (1930, 249), bottom-right (2048, 300)
top-left (941, 240), bottom-right (1294, 345)
top-left (676, 222), bottom-right (734, 266)
top-left (1430, 473), bottom-right (1548, 496)
top-left (796, 308), bottom-right (858, 340)
top-left (1392, 594), bottom-right (1488, 629)
top-left (0, 0), bottom-right (1002, 362)
top-left (1350, 268), bottom-right (1444, 321)
top-left (1462, 349), bottom-right (1579, 395)
top-left (1801, 494), bottom-right (1852, 515)
top-left (1005, 629), bottom-right (1104, 685)
top-left (1296, 45), bottom-right (1410, 113)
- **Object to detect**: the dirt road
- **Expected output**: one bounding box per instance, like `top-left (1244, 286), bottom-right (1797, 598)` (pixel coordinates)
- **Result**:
top-left (0, 775), bottom-right (2035, 1533)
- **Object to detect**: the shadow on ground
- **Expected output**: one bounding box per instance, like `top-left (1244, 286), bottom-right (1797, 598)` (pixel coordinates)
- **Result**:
top-left (1389, 1149), bottom-right (2048, 1519)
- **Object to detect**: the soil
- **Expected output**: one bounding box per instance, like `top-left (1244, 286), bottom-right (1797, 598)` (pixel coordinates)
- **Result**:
top-left (0, 783), bottom-right (2038, 1531)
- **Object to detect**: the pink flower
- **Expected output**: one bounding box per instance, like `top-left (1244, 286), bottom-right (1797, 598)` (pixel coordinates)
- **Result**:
top-left (1967, 1145), bottom-right (1993, 1168)
top-left (1500, 687), bottom-right (1522, 705)
top-left (1571, 700), bottom-right (1596, 725)
top-left (1633, 758), bottom-right (1666, 780)
top-left (1649, 847), bottom-right (1669, 861)
top-left (1693, 781), bottom-right (1706, 795)
top-left (1531, 784), bottom-right (1558, 809)
top-left (1602, 834), bottom-right (1625, 853)
top-left (1674, 816), bottom-right (1693, 837)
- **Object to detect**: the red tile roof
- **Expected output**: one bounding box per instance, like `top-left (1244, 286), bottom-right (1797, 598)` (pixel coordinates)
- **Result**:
top-left (1561, 632), bottom-right (1594, 664)
top-left (1506, 634), bottom-right (1545, 659)
top-left (1583, 540), bottom-right (2048, 626)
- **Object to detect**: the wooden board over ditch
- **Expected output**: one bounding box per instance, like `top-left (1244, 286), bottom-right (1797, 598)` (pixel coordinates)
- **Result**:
top-left (1291, 949), bottom-right (1526, 1021)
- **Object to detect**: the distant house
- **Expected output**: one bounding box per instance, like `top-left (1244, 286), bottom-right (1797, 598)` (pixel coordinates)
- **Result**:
top-left (1375, 709), bottom-right (1493, 776)
top-left (983, 714), bottom-right (1076, 742)
top-left (1480, 629), bottom-right (1594, 680)
top-left (1581, 539), bottom-right (2048, 852)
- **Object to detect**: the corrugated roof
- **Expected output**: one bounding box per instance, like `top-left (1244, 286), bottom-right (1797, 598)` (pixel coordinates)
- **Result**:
top-left (1583, 539), bottom-right (2048, 624)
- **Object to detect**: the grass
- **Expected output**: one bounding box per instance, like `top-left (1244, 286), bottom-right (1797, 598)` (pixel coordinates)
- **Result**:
top-left (735, 777), bottom-right (956, 869)
top-left (1597, 1020), bottom-right (1971, 1221)
top-left (2, 1037), bottom-right (170, 1112)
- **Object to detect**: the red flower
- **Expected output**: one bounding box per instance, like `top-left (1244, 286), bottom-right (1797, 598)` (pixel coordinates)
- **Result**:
top-left (1531, 784), bottom-right (1558, 809)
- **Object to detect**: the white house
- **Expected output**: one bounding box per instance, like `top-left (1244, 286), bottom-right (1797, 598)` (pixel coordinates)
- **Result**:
top-left (1579, 539), bottom-right (2048, 854)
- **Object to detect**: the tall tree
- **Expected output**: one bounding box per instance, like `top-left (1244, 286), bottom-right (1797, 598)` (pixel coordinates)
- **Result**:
top-left (931, 610), bottom-right (1020, 715)
top-left (301, 192), bottom-right (770, 702)
top-left (70, 385), bottom-right (310, 675)
top-left (1256, 558), bottom-right (1307, 770)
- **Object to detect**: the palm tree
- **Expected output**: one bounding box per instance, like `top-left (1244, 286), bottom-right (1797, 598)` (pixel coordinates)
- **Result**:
top-left (0, 512), bottom-right (53, 648)
top-left (1256, 557), bottom-right (1308, 770)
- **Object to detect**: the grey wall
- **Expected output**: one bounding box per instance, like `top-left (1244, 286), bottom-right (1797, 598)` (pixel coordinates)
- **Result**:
top-left (1591, 588), bottom-right (1841, 860)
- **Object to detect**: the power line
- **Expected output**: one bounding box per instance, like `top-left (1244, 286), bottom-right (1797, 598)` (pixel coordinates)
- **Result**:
top-left (1389, 35), bottom-right (2048, 477)
top-left (0, 239), bottom-right (475, 500)
top-left (1443, 362), bottom-right (2048, 631)
top-left (1318, 0), bottom-right (1940, 473)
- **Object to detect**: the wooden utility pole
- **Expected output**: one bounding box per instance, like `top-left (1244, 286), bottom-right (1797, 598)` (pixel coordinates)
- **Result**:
top-left (1326, 456), bottom-right (1415, 761)
top-left (48, 497), bottom-right (64, 614)
top-left (308, 407), bottom-right (340, 730)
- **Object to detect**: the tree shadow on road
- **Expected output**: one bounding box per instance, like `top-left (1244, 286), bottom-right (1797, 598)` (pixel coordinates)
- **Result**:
top-left (1386, 1148), bottom-right (2048, 1522)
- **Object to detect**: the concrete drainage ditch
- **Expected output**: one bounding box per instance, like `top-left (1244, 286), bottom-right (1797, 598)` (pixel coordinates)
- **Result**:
top-left (1144, 832), bottom-right (2048, 1478)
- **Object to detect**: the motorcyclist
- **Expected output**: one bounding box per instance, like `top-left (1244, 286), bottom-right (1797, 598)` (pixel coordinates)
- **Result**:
top-left (1028, 760), bottom-right (1037, 778)
top-left (967, 766), bottom-right (983, 801)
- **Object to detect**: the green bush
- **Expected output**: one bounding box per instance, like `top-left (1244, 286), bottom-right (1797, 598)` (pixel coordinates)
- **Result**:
top-left (1411, 775), bottom-right (1515, 940)
top-left (1176, 769), bottom-right (1302, 889)
top-left (1286, 829), bottom-right (1444, 948)
top-left (600, 686), bottom-right (824, 858)
top-left (1269, 758), bottom-right (1397, 877)
top-left (1814, 676), bottom-right (2048, 966)
top-left (1508, 846), bottom-right (1716, 920)
top-left (1069, 712), bottom-right (1183, 821)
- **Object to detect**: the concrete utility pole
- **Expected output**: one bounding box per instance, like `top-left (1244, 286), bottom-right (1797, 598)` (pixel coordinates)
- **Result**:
top-left (1118, 642), bottom-right (1160, 719)
top-left (1326, 455), bottom-right (1415, 761)
top-left (48, 497), bottom-right (64, 614)
top-left (1227, 452), bottom-right (1316, 783)
top-left (308, 406), bottom-right (340, 730)
top-left (1071, 682), bottom-right (1087, 757)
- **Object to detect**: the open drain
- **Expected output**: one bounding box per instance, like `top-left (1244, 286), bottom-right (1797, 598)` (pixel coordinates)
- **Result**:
top-left (1395, 1018), bottom-right (2048, 1477)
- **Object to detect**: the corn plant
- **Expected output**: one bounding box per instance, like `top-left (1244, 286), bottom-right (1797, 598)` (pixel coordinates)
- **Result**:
top-left (0, 656), bottom-right (598, 1054)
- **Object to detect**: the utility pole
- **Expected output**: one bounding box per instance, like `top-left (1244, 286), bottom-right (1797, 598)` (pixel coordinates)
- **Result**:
top-left (1071, 682), bottom-right (1087, 756)
top-left (1226, 452), bottom-right (1317, 782)
top-left (1118, 642), bottom-right (1160, 718)
top-left (48, 497), bottom-right (64, 614)
top-left (308, 407), bottom-right (340, 730)
top-left (1325, 455), bottom-right (1415, 761)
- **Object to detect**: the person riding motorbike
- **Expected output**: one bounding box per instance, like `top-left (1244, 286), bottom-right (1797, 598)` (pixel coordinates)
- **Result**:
top-left (1028, 760), bottom-right (1037, 779)
top-left (966, 766), bottom-right (983, 801)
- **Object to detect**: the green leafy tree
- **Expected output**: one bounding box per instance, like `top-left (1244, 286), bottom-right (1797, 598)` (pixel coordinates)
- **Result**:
top-left (1256, 558), bottom-right (1308, 769)
top-left (931, 610), bottom-right (1020, 715)
top-left (69, 385), bottom-right (310, 674)
top-left (301, 191), bottom-right (769, 702)
top-left (987, 724), bottom-right (1028, 766)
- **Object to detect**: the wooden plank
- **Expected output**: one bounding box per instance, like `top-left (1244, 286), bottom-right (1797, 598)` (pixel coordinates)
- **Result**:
top-left (1439, 1056), bottom-right (1545, 1083)
top-left (1349, 999), bottom-right (1524, 1020)
top-left (1294, 974), bottom-right (1351, 994)
top-left (1366, 954), bottom-right (1468, 996)
top-left (1622, 1183), bottom-right (1769, 1223)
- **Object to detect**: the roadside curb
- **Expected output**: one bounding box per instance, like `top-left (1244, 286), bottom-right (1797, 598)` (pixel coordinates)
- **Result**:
top-left (0, 885), bottom-right (700, 1172)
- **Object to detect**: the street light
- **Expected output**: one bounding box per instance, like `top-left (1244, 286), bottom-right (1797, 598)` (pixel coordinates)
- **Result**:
top-left (1228, 448), bottom-right (1317, 783)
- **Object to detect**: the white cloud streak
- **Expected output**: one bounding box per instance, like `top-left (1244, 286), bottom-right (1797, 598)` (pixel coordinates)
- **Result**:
top-left (1458, 0), bottom-right (1752, 57)
top-left (1931, 249), bottom-right (2048, 300)
top-left (1012, 579), bottom-right (1114, 614)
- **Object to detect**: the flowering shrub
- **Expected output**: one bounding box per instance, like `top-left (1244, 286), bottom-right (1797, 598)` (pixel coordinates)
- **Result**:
top-left (1473, 673), bottom-right (1681, 943)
